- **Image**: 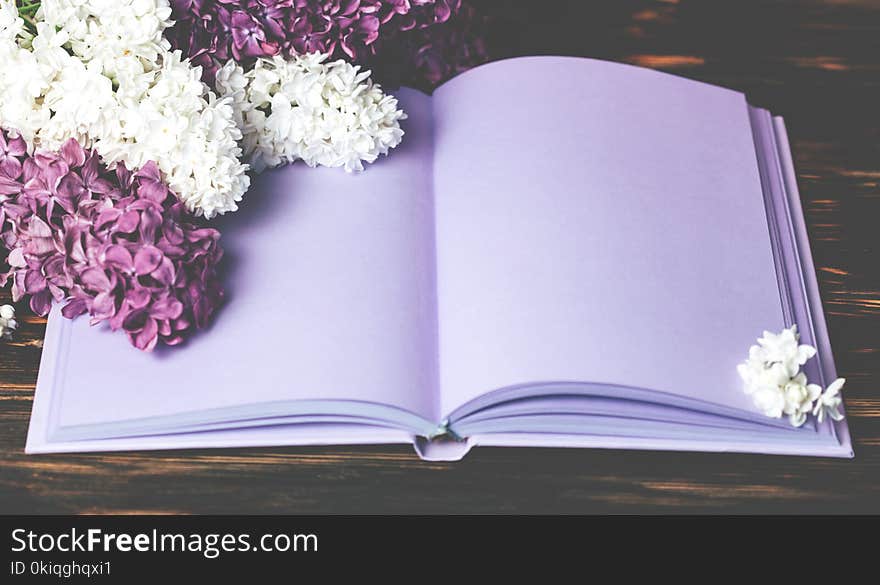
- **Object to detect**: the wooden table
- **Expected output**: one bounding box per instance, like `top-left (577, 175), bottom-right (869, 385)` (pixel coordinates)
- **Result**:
top-left (2, 0), bottom-right (879, 514)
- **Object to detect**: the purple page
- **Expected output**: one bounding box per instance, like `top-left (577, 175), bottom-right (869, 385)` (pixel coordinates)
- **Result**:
top-left (36, 89), bottom-right (440, 434)
top-left (431, 57), bottom-right (785, 417)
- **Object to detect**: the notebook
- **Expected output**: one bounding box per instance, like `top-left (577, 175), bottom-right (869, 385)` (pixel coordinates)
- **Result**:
top-left (25, 56), bottom-right (853, 460)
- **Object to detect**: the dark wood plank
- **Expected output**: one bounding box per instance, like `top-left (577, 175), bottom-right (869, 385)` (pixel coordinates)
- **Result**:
top-left (2, 0), bottom-right (880, 514)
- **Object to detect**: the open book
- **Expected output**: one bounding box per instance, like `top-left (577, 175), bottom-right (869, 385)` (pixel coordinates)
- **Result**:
top-left (26, 57), bottom-right (853, 460)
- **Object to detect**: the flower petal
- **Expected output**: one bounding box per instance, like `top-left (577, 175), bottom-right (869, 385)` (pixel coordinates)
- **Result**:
top-left (80, 268), bottom-right (113, 292)
top-left (826, 378), bottom-right (846, 396)
top-left (134, 246), bottom-right (163, 274)
top-left (133, 317), bottom-right (159, 352)
top-left (29, 289), bottom-right (53, 316)
top-left (116, 211), bottom-right (140, 233)
top-left (103, 245), bottom-right (134, 272)
top-left (62, 297), bottom-right (88, 319)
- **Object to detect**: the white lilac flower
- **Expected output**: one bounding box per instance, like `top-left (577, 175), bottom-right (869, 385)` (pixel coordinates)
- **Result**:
top-left (813, 378), bottom-right (846, 423)
top-left (751, 385), bottom-right (786, 420)
top-left (39, 0), bottom-right (173, 82)
top-left (781, 372), bottom-right (822, 427)
top-left (737, 358), bottom-right (789, 396)
top-left (738, 326), bottom-right (843, 427)
top-left (0, 25), bottom-right (53, 146)
top-left (0, 0), bottom-right (249, 218)
top-left (0, 304), bottom-right (17, 340)
top-left (215, 53), bottom-right (407, 174)
top-left (737, 358), bottom-right (786, 420)
top-left (753, 325), bottom-right (816, 377)
top-left (0, 0), bottom-right (24, 42)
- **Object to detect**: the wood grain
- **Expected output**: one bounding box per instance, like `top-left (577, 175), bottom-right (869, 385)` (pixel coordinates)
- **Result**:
top-left (2, 0), bottom-right (880, 514)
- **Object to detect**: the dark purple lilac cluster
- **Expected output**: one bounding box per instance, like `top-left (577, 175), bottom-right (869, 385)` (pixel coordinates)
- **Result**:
top-left (168, 0), bottom-right (463, 82)
top-left (364, 1), bottom-right (491, 90)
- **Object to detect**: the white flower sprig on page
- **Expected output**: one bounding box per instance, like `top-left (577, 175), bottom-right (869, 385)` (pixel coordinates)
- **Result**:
top-left (737, 325), bottom-right (844, 427)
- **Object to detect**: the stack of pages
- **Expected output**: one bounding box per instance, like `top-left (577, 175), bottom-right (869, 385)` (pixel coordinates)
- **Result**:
top-left (26, 57), bottom-right (853, 460)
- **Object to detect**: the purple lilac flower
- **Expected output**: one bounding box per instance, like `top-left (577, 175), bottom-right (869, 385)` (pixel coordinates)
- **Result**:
top-left (167, 0), bottom-right (462, 82)
top-left (365, 0), bottom-right (491, 91)
top-left (0, 131), bottom-right (224, 352)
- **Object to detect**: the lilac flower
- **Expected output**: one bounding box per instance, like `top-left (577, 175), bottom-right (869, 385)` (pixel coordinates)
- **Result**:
top-left (0, 132), bottom-right (28, 228)
top-left (230, 10), bottom-right (281, 59)
top-left (167, 0), bottom-right (462, 83)
top-left (365, 0), bottom-right (491, 91)
top-left (0, 131), bottom-right (25, 181)
top-left (0, 131), bottom-right (225, 352)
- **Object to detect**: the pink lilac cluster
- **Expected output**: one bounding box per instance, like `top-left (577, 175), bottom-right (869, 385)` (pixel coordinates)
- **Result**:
top-left (168, 0), bottom-right (461, 82)
top-left (0, 131), bottom-right (224, 352)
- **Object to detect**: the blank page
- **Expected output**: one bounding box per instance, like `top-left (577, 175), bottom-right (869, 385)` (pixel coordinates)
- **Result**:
top-left (47, 88), bottom-right (440, 430)
top-left (431, 57), bottom-right (785, 417)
